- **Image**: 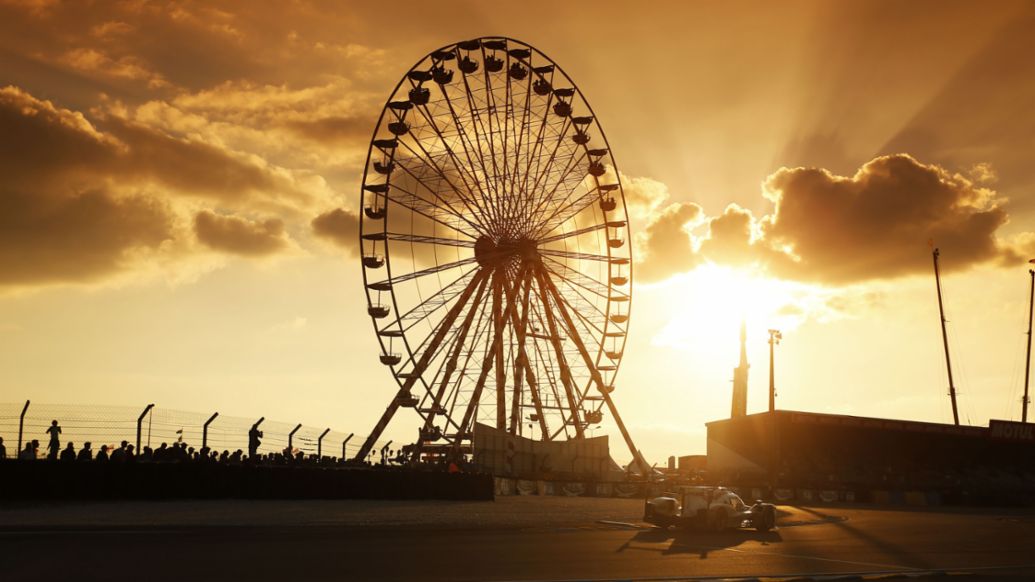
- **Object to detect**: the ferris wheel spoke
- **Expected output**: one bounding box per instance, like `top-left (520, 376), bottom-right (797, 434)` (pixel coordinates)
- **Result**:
top-left (503, 269), bottom-right (549, 436)
top-left (523, 107), bottom-right (576, 207)
top-left (437, 80), bottom-right (503, 233)
top-left (390, 266), bottom-right (479, 331)
top-left (538, 249), bottom-right (612, 262)
top-left (442, 293), bottom-right (494, 437)
top-left (457, 48), bottom-right (505, 226)
top-left (385, 181), bottom-right (481, 239)
top-left (531, 268), bottom-right (586, 439)
top-left (536, 262), bottom-right (645, 471)
top-left (541, 256), bottom-right (611, 299)
top-left (505, 66), bottom-right (535, 238)
top-left (491, 270), bottom-right (508, 429)
top-left (405, 83), bottom-right (497, 229)
top-left (534, 185), bottom-right (606, 240)
top-left (523, 144), bottom-right (587, 236)
top-left (354, 268), bottom-right (490, 461)
top-left (538, 222), bottom-right (607, 245)
top-left (412, 272), bottom-right (491, 451)
top-left (549, 283), bottom-right (606, 339)
top-left (452, 265), bottom-right (529, 443)
top-left (519, 68), bottom-right (557, 195)
top-left (529, 163), bottom-right (593, 238)
top-left (381, 232), bottom-right (476, 248)
top-left (368, 257), bottom-right (477, 291)
top-left (393, 134), bottom-right (492, 233)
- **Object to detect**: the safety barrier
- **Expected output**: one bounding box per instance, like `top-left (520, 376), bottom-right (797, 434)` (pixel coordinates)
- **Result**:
top-left (0, 461), bottom-right (493, 500)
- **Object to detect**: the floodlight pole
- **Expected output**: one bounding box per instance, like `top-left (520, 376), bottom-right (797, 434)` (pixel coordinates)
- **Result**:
top-left (932, 249), bottom-right (960, 425)
top-left (1023, 268), bottom-right (1034, 423)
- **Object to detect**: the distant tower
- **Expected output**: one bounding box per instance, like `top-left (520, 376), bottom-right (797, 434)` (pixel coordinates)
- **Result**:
top-left (731, 321), bottom-right (749, 417)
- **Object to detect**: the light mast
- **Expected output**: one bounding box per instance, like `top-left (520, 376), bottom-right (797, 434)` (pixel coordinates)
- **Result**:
top-left (932, 248), bottom-right (960, 426)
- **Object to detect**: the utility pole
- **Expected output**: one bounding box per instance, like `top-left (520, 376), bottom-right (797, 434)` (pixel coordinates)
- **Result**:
top-left (932, 248), bottom-right (960, 426)
top-left (1023, 263), bottom-right (1034, 423)
top-left (768, 329), bottom-right (782, 413)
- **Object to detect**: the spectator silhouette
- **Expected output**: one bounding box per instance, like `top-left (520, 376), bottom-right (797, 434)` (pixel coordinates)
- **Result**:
top-left (32, 439), bottom-right (40, 458)
top-left (19, 442), bottom-right (35, 460)
top-left (110, 440), bottom-right (128, 462)
top-left (0, 436), bottom-right (5, 459)
top-left (96, 444), bottom-right (109, 462)
top-left (45, 420), bottom-right (62, 460)
top-left (125, 444), bottom-right (135, 461)
top-left (248, 425), bottom-right (263, 458)
top-left (60, 442), bottom-right (76, 462)
top-left (77, 442), bottom-right (93, 462)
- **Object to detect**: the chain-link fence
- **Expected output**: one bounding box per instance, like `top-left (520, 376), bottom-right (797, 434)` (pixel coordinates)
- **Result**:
top-left (0, 401), bottom-right (389, 461)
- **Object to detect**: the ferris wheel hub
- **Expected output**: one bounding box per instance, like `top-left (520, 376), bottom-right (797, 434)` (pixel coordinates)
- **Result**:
top-left (474, 235), bottom-right (539, 268)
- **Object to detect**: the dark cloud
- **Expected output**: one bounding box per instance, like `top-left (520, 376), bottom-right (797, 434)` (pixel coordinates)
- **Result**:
top-left (106, 115), bottom-right (300, 203)
top-left (1, 85), bottom-right (304, 203)
top-left (310, 208), bottom-right (359, 255)
top-left (0, 85), bottom-right (312, 287)
top-left (0, 86), bottom-right (176, 286)
top-left (283, 115), bottom-right (371, 146)
top-left (0, 188), bottom-right (173, 286)
top-left (194, 211), bottom-right (290, 256)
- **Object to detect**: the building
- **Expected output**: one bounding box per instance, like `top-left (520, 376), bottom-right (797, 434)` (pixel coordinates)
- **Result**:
top-left (706, 410), bottom-right (1035, 498)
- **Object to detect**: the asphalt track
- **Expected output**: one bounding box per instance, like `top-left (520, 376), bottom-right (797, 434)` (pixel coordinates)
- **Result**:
top-left (1, 499), bottom-right (1034, 581)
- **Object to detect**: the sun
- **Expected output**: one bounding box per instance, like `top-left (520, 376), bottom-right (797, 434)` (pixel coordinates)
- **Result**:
top-left (648, 263), bottom-right (819, 354)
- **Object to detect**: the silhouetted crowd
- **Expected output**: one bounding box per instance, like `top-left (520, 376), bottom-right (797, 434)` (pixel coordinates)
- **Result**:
top-left (0, 420), bottom-right (470, 472)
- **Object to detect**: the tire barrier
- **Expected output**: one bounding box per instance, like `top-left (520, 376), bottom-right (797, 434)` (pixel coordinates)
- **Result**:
top-left (819, 490), bottom-right (839, 503)
top-left (562, 482), bottom-right (585, 496)
top-left (516, 479), bottom-right (537, 495)
top-left (614, 483), bottom-right (640, 497)
top-left (773, 488), bottom-right (794, 501)
top-left (0, 460), bottom-right (494, 500)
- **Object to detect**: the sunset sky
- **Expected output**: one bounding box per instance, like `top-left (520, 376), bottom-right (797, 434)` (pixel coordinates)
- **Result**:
top-left (2, 0), bottom-right (1034, 462)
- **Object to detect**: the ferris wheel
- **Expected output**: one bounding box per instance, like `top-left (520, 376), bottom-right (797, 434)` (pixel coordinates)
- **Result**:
top-left (354, 37), bottom-right (643, 467)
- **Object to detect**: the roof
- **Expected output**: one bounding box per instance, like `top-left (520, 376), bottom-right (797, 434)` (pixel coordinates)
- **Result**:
top-left (706, 409), bottom-right (987, 437)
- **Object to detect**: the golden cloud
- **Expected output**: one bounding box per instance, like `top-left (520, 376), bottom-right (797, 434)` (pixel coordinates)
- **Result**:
top-left (194, 211), bottom-right (291, 256)
top-left (632, 154), bottom-right (1029, 285)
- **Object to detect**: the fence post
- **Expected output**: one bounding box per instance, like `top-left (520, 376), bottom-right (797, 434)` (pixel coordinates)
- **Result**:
top-left (287, 423), bottom-right (302, 455)
top-left (202, 412), bottom-right (219, 448)
top-left (17, 400), bottom-right (29, 455)
top-left (342, 433), bottom-right (354, 459)
top-left (136, 403), bottom-right (154, 453)
top-left (317, 428), bottom-right (330, 459)
top-left (380, 440), bottom-right (393, 464)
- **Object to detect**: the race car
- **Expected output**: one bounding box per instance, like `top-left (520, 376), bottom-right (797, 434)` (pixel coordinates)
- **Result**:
top-left (644, 486), bottom-right (776, 532)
